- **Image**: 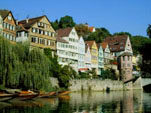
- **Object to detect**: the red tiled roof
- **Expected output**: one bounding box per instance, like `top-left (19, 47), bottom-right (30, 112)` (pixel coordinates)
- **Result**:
top-left (85, 41), bottom-right (95, 48)
top-left (89, 27), bottom-right (94, 32)
top-left (101, 42), bottom-right (108, 50)
top-left (104, 35), bottom-right (128, 52)
top-left (56, 27), bottom-right (73, 37)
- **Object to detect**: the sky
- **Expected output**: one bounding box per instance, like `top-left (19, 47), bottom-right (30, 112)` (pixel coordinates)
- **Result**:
top-left (1, 0), bottom-right (151, 37)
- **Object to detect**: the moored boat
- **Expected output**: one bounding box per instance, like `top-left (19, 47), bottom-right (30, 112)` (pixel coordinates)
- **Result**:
top-left (0, 93), bottom-right (18, 102)
top-left (38, 91), bottom-right (56, 98)
top-left (57, 91), bottom-right (70, 97)
top-left (13, 91), bottom-right (39, 101)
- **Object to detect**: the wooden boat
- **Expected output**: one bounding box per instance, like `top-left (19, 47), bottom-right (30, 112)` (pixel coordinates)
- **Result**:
top-left (57, 91), bottom-right (70, 97)
top-left (14, 91), bottom-right (39, 101)
top-left (0, 93), bottom-right (18, 102)
top-left (38, 91), bottom-right (56, 98)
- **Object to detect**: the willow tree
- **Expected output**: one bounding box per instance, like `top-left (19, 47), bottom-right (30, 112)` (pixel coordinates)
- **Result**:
top-left (0, 36), bottom-right (52, 91)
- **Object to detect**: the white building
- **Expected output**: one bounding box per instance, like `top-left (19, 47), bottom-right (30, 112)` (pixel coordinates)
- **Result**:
top-left (16, 26), bottom-right (29, 43)
top-left (78, 36), bottom-right (85, 71)
top-left (56, 27), bottom-right (79, 71)
top-left (85, 44), bottom-right (92, 70)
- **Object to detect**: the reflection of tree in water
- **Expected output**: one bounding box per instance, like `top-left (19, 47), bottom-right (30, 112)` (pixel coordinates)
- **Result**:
top-left (101, 102), bottom-right (118, 113)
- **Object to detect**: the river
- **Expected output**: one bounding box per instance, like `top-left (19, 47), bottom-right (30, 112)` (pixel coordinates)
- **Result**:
top-left (0, 90), bottom-right (151, 113)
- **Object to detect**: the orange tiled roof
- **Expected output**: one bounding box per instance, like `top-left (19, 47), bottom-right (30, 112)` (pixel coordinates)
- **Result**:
top-left (89, 27), bottom-right (94, 32)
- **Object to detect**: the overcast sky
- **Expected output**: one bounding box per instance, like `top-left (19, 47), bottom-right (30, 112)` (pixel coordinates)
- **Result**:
top-left (1, 0), bottom-right (151, 37)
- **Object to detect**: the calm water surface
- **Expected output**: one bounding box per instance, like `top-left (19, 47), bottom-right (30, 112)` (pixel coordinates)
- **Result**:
top-left (0, 90), bottom-right (151, 113)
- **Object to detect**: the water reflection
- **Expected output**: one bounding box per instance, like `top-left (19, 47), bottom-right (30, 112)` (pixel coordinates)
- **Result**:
top-left (0, 90), bottom-right (151, 113)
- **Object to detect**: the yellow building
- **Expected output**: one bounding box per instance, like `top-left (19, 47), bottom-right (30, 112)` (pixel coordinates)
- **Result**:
top-left (85, 41), bottom-right (98, 73)
top-left (17, 15), bottom-right (56, 54)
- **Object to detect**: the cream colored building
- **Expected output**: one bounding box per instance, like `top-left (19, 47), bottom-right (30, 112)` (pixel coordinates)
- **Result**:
top-left (17, 15), bottom-right (56, 53)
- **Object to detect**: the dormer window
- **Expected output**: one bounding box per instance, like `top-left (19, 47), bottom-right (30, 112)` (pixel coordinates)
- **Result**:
top-left (8, 16), bottom-right (12, 20)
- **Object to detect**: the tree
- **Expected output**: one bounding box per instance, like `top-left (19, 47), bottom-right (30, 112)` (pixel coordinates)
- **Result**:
top-left (113, 32), bottom-right (132, 38)
top-left (59, 15), bottom-right (76, 28)
top-left (147, 24), bottom-right (151, 39)
top-left (75, 24), bottom-right (91, 37)
top-left (139, 42), bottom-right (151, 78)
top-left (86, 28), bottom-right (111, 43)
top-left (51, 19), bottom-right (59, 30)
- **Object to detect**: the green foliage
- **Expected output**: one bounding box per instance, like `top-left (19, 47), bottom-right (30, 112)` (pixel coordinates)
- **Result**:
top-left (86, 28), bottom-right (111, 43)
top-left (75, 24), bottom-right (91, 37)
top-left (51, 19), bottom-right (59, 30)
top-left (130, 35), bottom-right (150, 55)
top-left (44, 48), bottom-right (77, 88)
top-left (146, 24), bottom-right (151, 38)
top-left (113, 32), bottom-right (132, 37)
top-left (0, 36), bottom-right (51, 91)
top-left (101, 69), bottom-right (117, 80)
top-left (59, 15), bottom-right (76, 28)
top-left (139, 41), bottom-right (151, 77)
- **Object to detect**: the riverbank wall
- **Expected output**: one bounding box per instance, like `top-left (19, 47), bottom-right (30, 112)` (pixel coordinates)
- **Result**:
top-left (68, 79), bottom-right (124, 92)
top-left (50, 77), bottom-right (142, 92)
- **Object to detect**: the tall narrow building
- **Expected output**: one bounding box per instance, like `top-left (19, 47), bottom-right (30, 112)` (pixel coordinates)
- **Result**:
top-left (85, 41), bottom-right (98, 74)
top-left (56, 27), bottom-right (79, 71)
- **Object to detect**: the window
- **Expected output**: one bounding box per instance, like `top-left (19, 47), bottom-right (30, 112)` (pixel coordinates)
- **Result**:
top-left (48, 40), bottom-right (50, 45)
top-left (39, 38), bottom-right (43, 44)
top-left (127, 63), bottom-right (130, 67)
top-left (8, 16), bottom-right (12, 20)
top-left (123, 56), bottom-right (125, 61)
top-left (44, 39), bottom-right (47, 45)
top-left (31, 37), bottom-right (36, 43)
top-left (32, 28), bottom-right (35, 33)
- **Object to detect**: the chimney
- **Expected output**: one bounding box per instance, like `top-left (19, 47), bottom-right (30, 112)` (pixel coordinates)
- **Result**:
top-left (26, 19), bottom-right (29, 23)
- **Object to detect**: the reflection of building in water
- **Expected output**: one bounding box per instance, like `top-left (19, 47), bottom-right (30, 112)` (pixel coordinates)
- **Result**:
top-left (122, 90), bottom-right (134, 113)
top-left (70, 92), bottom-right (123, 112)
top-left (133, 90), bottom-right (143, 113)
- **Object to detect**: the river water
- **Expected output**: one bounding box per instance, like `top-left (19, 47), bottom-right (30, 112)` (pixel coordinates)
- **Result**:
top-left (0, 90), bottom-right (151, 113)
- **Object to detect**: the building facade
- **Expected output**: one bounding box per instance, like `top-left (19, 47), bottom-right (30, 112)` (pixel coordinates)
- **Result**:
top-left (56, 27), bottom-right (79, 71)
top-left (78, 36), bottom-right (85, 71)
top-left (0, 10), bottom-right (16, 42)
top-left (85, 41), bottom-right (98, 73)
top-left (104, 35), bottom-right (133, 57)
top-left (97, 43), bottom-right (104, 75)
top-left (101, 42), bottom-right (113, 65)
top-left (85, 44), bottom-right (92, 71)
top-left (17, 15), bottom-right (56, 54)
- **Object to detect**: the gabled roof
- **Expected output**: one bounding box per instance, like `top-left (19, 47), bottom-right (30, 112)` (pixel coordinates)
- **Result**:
top-left (85, 41), bottom-right (95, 48)
top-left (56, 27), bottom-right (73, 37)
top-left (18, 15), bottom-right (45, 29)
top-left (0, 10), bottom-right (10, 19)
top-left (104, 35), bottom-right (128, 52)
top-left (101, 42), bottom-right (108, 50)
top-left (0, 9), bottom-right (16, 25)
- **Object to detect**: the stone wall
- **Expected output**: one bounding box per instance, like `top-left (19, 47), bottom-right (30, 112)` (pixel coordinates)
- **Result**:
top-left (69, 79), bottom-right (123, 92)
